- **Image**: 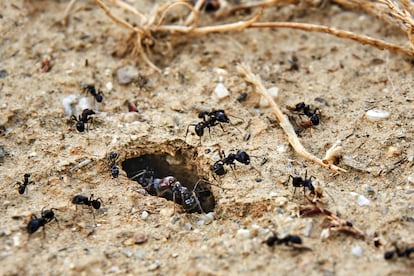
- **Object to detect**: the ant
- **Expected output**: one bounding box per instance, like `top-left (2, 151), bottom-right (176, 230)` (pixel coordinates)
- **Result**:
top-left (16, 173), bottom-right (34, 195)
top-left (266, 232), bottom-right (303, 247)
top-left (290, 102), bottom-right (320, 128)
top-left (287, 170), bottom-right (316, 196)
top-left (384, 245), bottom-right (414, 260)
top-left (72, 194), bottom-right (103, 210)
top-left (108, 152), bottom-right (119, 178)
top-left (72, 108), bottom-right (95, 132)
top-left (27, 207), bottom-right (58, 235)
top-left (83, 83), bottom-right (103, 103)
top-left (131, 170), bottom-right (211, 213)
top-left (185, 109), bottom-right (232, 141)
top-left (212, 150), bottom-right (250, 176)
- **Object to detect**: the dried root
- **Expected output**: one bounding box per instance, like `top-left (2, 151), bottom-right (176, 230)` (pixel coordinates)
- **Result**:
top-left (59, 1), bottom-right (414, 70)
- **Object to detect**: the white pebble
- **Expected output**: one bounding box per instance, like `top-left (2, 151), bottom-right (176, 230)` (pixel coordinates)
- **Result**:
top-left (407, 175), bottom-right (414, 184)
top-left (267, 87), bottom-right (279, 98)
top-left (141, 211), bottom-right (149, 220)
top-left (117, 65), bottom-right (139, 85)
top-left (303, 221), bottom-right (313, 237)
top-left (320, 228), bottom-right (330, 240)
top-left (214, 83), bottom-right (230, 99)
top-left (203, 212), bottom-right (215, 225)
top-left (365, 109), bottom-right (390, 122)
top-left (61, 94), bottom-right (78, 116)
top-left (106, 82), bottom-right (113, 91)
top-left (357, 195), bottom-right (370, 206)
top-left (352, 245), bottom-right (363, 257)
top-left (236, 228), bottom-right (251, 240)
top-left (213, 67), bottom-right (228, 76)
top-left (78, 97), bottom-right (94, 112)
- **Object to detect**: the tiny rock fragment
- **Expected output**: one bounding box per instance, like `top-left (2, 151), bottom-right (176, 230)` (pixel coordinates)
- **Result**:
top-left (407, 175), bottom-right (414, 184)
top-left (352, 246), bottom-right (363, 257)
top-left (117, 65), bottom-right (139, 85)
top-left (236, 228), bottom-right (251, 240)
top-left (357, 195), bottom-right (370, 206)
top-left (134, 233), bottom-right (147, 244)
top-left (120, 112), bottom-right (140, 123)
top-left (386, 146), bottom-right (400, 158)
top-left (160, 208), bottom-right (174, 217)
top-left (141, 211), bottom-right (149, 220)
top-left (365, 109), bottom-right (390, 122)
top-left (214, 82), bottom-right (230, 99)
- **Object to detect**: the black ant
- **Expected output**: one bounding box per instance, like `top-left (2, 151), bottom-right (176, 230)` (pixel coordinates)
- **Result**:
top-left (72, 108), bottom-right (95, 132)
top-left (212, 150), bottom-right (250, 176)
top-left (266, 233), bottom-right (302, 247)
top-left (16, 173), bottom-right (34, 195)
top-left (131, 170), bottom-right (213, 213)
top-left (72, 194), bottom-right (103, 210)
top-left (185, 109), bottom-right (232, 141)
top-left (108, 151), bottom-right (119, 178)
top-left (27, 207), bottom-right (58, 235)
top-left (384, 245), bottom-right (414, 260)
top-left (287, 170), bottom-right (316, 196)
top-left (83, 83), bottom-right (103, 103)
top-left (290, 102), bottom-right (320, 128)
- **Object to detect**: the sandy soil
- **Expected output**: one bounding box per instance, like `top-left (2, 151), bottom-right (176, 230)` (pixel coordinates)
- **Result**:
top-left (0, 1), bottom-right (413, 275)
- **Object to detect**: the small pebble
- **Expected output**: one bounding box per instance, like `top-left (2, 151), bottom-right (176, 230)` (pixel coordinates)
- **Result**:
top-left (214, 83), bottom-right (230, 99)
top-left (61, 94), bottom-right (78, 116)
top-left (117, 65), bottom-right (139, 85)
top-left (106, 82), bottom-right (113, 91)
top-left (303, 221), bottom-right (313, 237)
top-left (134, 233), bottom-right (147, 244)
top-left (236, 228), bottom-right (251, 240)
top-left (320, 228), bottom-right (330, 240)
top-left (352, 245), bottom-right (363, 257)
top-left (184, 223), bottom-right (192, 231)
top-left (141, 211), bottom-right (149, 220)
top-left (365, 109), bottom-right (390, 122)
top-left (120, 112), bottom-right (140, 123)
top-left (160, 208), bottom-right (174, 217)
top-left (0, 69), bottom-right (8, 78)
top-left (357, 195), bottom-right (370, 206)
top-left (408, 175), bottom-right (414, 184)
top-left (147, 262), bottom-right (160, 271)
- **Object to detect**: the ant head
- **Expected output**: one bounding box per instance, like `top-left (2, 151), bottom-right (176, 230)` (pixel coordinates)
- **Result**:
top-left (310, 114), bottom-right (319, 125)
top-left (24, 173), bottom-right (31, 178)
top-left (109, 151), bottom-right (118, 160)
top-left (92, 200), bottom-right (101, 209)
top-left (295, 102), bottom-right (306, 111)
top-left (96, 94), bottom-right (103, 103)
top-left (215, 110), bottom-right (230, 123)
top-left (195, 123), bottom-right (205, 137)
top-left (212, 161), bottom-right (226, 176)
top-left (236, 150), bottom-right (250, 165)
top-left (42, 209), bottom-right (55, 220)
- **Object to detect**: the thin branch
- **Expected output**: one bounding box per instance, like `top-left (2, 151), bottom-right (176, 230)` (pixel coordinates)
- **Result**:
top-left (237, 63), bottom-right (347, 174)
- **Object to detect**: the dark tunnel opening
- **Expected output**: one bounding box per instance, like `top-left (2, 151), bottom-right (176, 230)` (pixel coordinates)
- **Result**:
top-left (122, 154), bottom-right (215, 213)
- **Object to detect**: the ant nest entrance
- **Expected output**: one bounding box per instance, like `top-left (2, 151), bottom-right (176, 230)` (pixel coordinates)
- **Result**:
top-left (121, 139), bottom-right (215, 213)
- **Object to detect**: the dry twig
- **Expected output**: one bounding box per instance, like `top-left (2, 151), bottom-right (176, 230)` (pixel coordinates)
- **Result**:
top-left (237, 63), bottom-right (347, 174)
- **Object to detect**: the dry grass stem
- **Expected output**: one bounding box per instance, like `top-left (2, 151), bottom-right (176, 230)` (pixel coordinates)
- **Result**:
top-left (237, 63), bottom-right (347, 174)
